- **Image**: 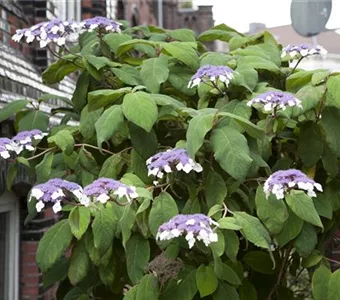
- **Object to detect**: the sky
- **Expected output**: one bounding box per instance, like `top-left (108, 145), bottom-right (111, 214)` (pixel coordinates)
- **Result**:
top-left (194, 0), bottom-right (340, 33)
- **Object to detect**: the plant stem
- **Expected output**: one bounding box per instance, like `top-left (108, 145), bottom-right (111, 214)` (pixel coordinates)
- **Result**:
top-left (74, 143), bottom-right (115, 155)
top-left (26, 148), bottom-right (54, 161)
top-left (288, 56), bottom-right (304, 76)
top-left (325, 257), bottom-right (340, 266)
top-left (267, 244), bottom-right (293, 300)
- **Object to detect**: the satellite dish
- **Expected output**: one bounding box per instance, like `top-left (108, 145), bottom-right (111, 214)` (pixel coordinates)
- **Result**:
top-left (291, 0), bottom-right (332, 37)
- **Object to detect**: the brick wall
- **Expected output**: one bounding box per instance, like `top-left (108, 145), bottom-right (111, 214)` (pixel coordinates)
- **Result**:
top-left (20, 207), bottom-right (58, 300)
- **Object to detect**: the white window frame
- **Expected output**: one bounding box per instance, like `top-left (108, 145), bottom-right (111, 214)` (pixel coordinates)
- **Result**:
top-left (0, 192), bottom-right (19, 300)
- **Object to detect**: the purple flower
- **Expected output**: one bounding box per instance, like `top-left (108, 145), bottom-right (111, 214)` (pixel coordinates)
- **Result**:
top-left (12, 19), bottom-right (80, 48)
top-left (146, 149), bottom-right (203, 182)
top-left (188, 65), bottom-right (234, 88)
top-left (30, 178), bottom-right (85, 213)
top-left (12, 130), bottom-right (47, 154)
top-left (264, 169), bottom-right (323, 200)
top-left (247, 90), bottom-right (302, 112)
top-left (84, 178), bottom-right (138, 204)
top-left (156, 214), bottom-right (219, 248)
top-left (80, 17), bottom-right (121, 33)
top-left (0, 138), bottom-right (16, 159)
top-left (282, 44), bottom-right (327, 59)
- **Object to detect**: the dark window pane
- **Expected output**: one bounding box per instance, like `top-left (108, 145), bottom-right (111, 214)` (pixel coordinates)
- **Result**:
top-left (0, 212), bottom-right (9, 299)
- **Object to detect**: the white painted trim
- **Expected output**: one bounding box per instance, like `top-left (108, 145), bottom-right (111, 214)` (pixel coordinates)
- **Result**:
top-left (0, 192), bottom-right (19, 300)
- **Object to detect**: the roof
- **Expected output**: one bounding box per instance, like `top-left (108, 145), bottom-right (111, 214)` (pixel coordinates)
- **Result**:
top-left (251, 24), bottom-right (340, 54)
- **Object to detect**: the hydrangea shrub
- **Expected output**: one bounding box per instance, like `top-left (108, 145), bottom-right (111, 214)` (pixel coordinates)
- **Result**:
top-left (3, 18), bottom-right (340, 299)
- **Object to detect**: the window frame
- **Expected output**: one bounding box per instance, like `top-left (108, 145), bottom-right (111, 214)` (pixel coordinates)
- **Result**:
top-left (0, 192), bottom-right (19, 300)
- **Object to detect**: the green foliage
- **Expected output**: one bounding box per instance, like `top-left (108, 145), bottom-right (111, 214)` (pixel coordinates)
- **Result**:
top-left (8, 21), bottom-right (340, 299)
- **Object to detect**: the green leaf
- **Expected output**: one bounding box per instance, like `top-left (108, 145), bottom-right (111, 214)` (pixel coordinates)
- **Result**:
top-left (255, 186), bottom-right (288, 235)
top-left (291, 84), bottom-right (326, 117)
top-left (48, 130), bottom-right (74, 156)
top-left (36, 220), bottom-right (73, 272)
top-left (218, 111), bottom-right (264, 139)
top-left (0, 99), bottom-right (29, 122)
top-left (68, 238), bottom-right (90, 285)
top-left (320, 106), bottom-right (340, 157)
top-left (232, 65), bottom-right (258, 91)
top-left (126, 234), bottom-right (150, 285)
top-left (79, 106), bottom-right (103, 140)
top-left (198, 29), bottom-right (240, 43)
top-left (129, 123), bottom-right (157, 160)
top-left (218, 217), bottom-right (242, 230)
top-left (35, 152), bottom-right (54, 183)
top-left (312, 70), bottom-right (329, 86)
top-left (92, 206), bottom-right (117, 256)
top-left (72, 71), bottom-right (90, 112)
top-left (116, 39), bottom-right (155, 57)
top-left (286, 70), bottom-right (313, 93)
top-left (43, 257), bottom-right (69, 288)
top-left (42, 55), bottom-right (80, 84)
top-left (186, 113), bottom-right (214, 157)
top-left (95, 105), bottom-right (124, 148)
top-left (18, 110), bottom-right (49, 131)
top-left (168, 65), bottom-right (196, 96)
top-left (238, 56), bottom-right (280, 73)
top-left (79, 147), bottom-right (100, 175)
top-left (285, 191), bottom-right (323, 228)
top-left (162, 42), bottom-right (199, 70)
top-left (234, 212), bottom-right (271, 249)
top-left (214, 256), bottom-right (241, 285)
top-left (312, 264), bottom-right (331, 300)
top-left (84, 230), bottom-right (101, 266)
top-left (99, 154), bottom-right (123, 179)
top-left (68, 207), bottom-right (91, 240)
top-left (326, 74), bottom-right (340, 108)
top-left (298, 121), bottom-right (323, 167)
top-left (243, 251), bottom-right (275, 274)
top-left (123, 285), bottom-right (138, 300)
top-left (212, 282), bottom-right (240, 300)
top-left (123, 92), bottom-right (158, 132)
top-left (205, 171), bottom-right (228, 208)
top-left (276, 209), bottom-right (304, 246)
top-left (210, 230), bottom-right (225, 257)
top-left (302, 250), bottom-right (323, 268)
top-left (136, 274), bottom-right (159, 300)
top-left (211, 126), bottom-right (252, 180)
top-left (6, 163), bottom-right (18, 190)
top-left (148, 192), bottom-right (178, 237)
top-left (223, 230), bottom-right (239, 263)
top-left (314, 193), bottom-right (333, 219)
top-left (294, 223), bottom-right (317, 258)
top-left (168, 28), bottom-right (196, 42)
top-left (140, 56), bottom-right (169, 93)
top-left (328, 269), bottom-right (340, 300)
top-left (120, 205), bottom-right (137, 247)
top-left (150, 94), bottom-right (184, 108)
top-left (88, 88), bottom-right (131, 111)
top-left (196, 265), bottom-right (218, 297)
top-left (239, 281), bottom-right (257, 300)
top-left (104, 33), bottom-right (132, 54)
top-left (112, 65), bottom-right (142, 85)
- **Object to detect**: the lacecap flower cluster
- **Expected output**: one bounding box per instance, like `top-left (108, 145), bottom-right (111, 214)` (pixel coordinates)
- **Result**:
top-left (29, 177), bottom-right (139, 213)
top-left (156, 214), bottom-right (219, 248)
top-left (12, 17), bottom-right (121, 48)
top-left (188, 65), bottom-right (234, 88)
top-left (247, 90), bottom-right (302, 113)
top-left (282, 43), bottom-right (327, 59)
top-left (264, 169), bottom-right (323, 200)
top-left (146, 148), bottom-right (202, 184)
top-left (0, 130), bottom-right (47, 159)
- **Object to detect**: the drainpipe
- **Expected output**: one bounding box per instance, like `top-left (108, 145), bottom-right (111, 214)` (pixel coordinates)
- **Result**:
top-left (158, 0), bottom-right (163, 28)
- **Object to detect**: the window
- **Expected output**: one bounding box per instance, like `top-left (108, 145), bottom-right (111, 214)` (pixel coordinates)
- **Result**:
top-left (0, 192), bottom-right (19, 300)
